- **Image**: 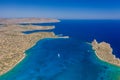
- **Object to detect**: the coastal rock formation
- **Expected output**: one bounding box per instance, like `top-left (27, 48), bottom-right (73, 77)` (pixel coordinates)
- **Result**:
top-left (92, 39), bottom-right (120, 66)
top-left (0, 23), bottom-right (57, 75)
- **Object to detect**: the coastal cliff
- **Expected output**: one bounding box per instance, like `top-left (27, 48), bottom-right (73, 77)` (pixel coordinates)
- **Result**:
top-left (92, 39), bottom-right (120, 67)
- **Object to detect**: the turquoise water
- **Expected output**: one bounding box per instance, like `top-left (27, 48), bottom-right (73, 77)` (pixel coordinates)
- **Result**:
top-left (0, 20), bottom-right (120, 80)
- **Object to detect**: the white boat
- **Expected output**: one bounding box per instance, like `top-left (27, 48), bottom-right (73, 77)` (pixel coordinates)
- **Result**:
top-left (58, 53), bottom-right (60, 58)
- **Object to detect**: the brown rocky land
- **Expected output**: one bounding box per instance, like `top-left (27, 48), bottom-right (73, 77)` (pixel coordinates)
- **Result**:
top-left (92, 39), bottom-right (120, 67)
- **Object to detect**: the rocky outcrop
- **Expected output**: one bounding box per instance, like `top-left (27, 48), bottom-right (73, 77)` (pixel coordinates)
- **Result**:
top-left (92, 39), bottom-right (120, 67)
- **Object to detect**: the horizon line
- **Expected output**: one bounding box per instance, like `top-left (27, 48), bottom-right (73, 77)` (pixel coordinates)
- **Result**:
top-left (0, 17), bottom-right (120, 20)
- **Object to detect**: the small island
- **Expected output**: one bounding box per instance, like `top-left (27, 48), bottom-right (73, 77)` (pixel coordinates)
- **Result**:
top-left (92, 39), bottom-right (120, 67)
top-left (0, 18), bottom-right (58, 75)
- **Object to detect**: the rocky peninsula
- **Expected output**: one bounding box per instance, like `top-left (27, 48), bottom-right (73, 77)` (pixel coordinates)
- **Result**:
top-left (0, 18), bottom-right (60, 24)
top-left (92, 39), bottom-right (120, 66)
top-left (0, 18), bottom-right (58, 75)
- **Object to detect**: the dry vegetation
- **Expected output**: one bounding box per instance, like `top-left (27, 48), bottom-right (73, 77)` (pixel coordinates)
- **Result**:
top-left (92, 39), bottom-right (120, 66)
top-left (0, 18), bottom-right (60, 24)
top-left (0, 24), bottom-right (57, 75)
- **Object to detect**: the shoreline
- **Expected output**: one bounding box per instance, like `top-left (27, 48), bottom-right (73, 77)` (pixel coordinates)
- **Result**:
top-left (0, 19), bottom-right (58, 76)
top-left (0, 54), bottom-right (26, 76)
top-left (91, 39), bottom-right (120, 67)
top-left (94, 50), bottom-right (120, 68)
top-left (0, 34), bottom-right (68, 76)
top-left (0, 33), bottom-right (56, 76)
top-left (0, 18), bottom-right (70, 76)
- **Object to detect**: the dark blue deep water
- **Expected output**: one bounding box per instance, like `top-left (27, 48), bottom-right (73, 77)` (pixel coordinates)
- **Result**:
top-left (56, 20), bottom-right (120, 58)
top-left (1, 20), bottom-right (120, 80)
top-left (40, 20), bottom-right (120, 58)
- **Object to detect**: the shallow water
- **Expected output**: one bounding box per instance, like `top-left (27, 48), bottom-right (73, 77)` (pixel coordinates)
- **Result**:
top-left (0, 38), bottom-right (120, 80)
top-left (1, 20), bottom-right (120, 80)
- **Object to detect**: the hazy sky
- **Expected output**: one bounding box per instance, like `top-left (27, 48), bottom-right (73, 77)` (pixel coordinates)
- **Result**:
top-left (0, 0), bottom-right (120, 19)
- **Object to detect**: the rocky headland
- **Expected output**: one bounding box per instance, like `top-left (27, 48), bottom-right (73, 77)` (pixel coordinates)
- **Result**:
top-left (92, 39), bottom-right (120, 67)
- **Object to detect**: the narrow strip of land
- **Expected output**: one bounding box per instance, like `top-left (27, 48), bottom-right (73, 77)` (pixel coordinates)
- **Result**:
top-left (0, 18), bottom-right (60, 24)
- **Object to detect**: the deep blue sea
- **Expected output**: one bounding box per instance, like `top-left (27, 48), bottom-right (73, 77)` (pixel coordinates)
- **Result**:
top-left (0, 20), bottom-right (120, 80)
